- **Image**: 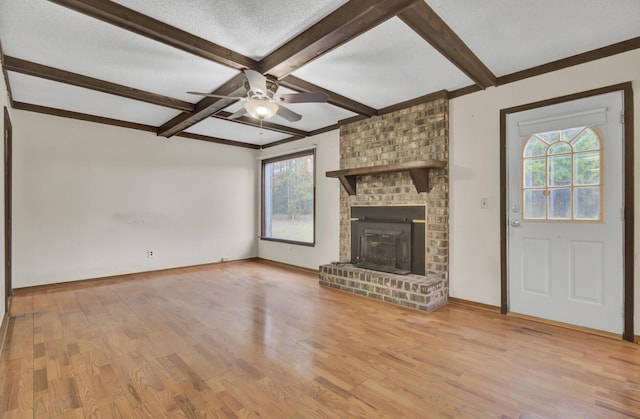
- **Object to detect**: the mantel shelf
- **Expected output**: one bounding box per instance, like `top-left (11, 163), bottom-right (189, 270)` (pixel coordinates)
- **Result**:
top-left (325, 160), bottom-right (446, 195)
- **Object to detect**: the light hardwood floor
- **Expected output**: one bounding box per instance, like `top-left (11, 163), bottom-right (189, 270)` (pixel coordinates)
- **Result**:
top-left (1, 260), bottom-right (639, 418)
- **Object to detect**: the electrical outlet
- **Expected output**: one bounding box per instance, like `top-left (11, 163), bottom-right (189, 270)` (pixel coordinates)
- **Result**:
top-left (288, 246), bottom-right (293, 253)
top-left (480, 198), bottom-right (489, 209)
top-left (147, 249), bottom-right (155, 258)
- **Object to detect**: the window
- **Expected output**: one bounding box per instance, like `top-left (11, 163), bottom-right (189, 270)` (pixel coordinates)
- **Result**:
top-left (522, 126), bottom-right (602, 221)
top-left (261, 150), bottom-right (315, 245)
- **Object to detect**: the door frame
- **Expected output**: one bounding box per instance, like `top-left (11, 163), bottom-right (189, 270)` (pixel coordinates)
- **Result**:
top-left (500, 82), bottom-right (634, 342)
top-left (3, 106), bottom-right (11, 313)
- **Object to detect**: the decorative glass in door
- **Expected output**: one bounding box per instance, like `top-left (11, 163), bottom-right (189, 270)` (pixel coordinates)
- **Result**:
top-left (522, 127), bottom-right (602, 221)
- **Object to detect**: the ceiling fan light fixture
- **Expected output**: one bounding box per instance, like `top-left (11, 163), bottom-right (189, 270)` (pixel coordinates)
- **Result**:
top-left (244, 99), bottom-right (279, 120)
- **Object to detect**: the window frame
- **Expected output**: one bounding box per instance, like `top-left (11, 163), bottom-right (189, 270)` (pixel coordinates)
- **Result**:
top-left (521, 126), bottom-right (603, 223)
top-left (260, 149), bottom-right (316, 247)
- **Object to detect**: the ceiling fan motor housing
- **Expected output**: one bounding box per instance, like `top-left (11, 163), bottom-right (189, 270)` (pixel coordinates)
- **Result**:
top-left (245, 75), bottom-right (279, 100)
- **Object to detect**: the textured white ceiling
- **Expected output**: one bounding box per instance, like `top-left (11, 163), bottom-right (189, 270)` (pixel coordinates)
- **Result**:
top-left (185, 117), bottom-right (290, 146)
top-left (9, 72), bottom-right (181, 126)
top-left (268, 102), bottom-right (356, 131)
top-left (427, 0), bottom-right (640, 76)
top-left (292, 17), bottom-right (473, 108)
top-left (0, 0), bottom-right (238, 102)
top-left (113, 0), bottom-right (349, 60)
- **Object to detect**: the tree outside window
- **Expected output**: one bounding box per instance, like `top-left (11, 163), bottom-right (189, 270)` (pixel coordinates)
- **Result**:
top-left (522, 127), bottom-right (602, 221)
top-left (261, 150), bottom-right (315, 245)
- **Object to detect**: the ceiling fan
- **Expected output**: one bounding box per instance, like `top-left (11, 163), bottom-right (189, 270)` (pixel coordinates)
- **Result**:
top-left (188, 69), bottom-right (329, 122)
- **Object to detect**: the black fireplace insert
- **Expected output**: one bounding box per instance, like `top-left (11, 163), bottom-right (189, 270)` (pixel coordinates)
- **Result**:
top-left (350, 206), bottom-right (425, 275)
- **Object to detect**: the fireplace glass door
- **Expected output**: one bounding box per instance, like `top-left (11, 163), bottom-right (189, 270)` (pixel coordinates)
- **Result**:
top-left (355, 221), bottom-right (412, 275)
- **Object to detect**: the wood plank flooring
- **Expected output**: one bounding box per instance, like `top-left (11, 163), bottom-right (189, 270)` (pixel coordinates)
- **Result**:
top-left (1, 260), bottom-right (639, 418)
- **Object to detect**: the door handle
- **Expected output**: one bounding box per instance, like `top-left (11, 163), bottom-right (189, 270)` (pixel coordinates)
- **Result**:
top-left (511, 219), bottom-right (521, 227)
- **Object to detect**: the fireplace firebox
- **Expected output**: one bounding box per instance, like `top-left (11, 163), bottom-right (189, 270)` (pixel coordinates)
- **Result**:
top-left (354, 221), bottom-right (412, 274)
top-left (351, 206), bottom-right (425, 276)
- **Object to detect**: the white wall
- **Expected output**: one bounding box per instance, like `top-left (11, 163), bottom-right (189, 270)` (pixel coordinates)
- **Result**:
top-left (12, 111), bottom-right (258, 287)
top-left (257, 130), bottom-right (340, 270)
top-left (449, 48), bottom-right (640, 332)
top-left (0, 72), bottom-right (9, 316)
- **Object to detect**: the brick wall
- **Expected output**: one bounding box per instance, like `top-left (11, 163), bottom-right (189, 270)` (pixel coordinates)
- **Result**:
top-left (338, 97), bottom-right (449, 278)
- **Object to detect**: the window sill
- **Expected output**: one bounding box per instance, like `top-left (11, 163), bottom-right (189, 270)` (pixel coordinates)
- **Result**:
top-left (259, 237), bottom-right (315, 247)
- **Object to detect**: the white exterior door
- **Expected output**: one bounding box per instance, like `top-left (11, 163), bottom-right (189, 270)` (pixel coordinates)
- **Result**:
top-left (507, 91), bottom-right (624, 334)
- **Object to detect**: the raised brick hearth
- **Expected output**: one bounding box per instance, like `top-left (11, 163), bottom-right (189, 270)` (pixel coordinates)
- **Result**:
top-left (320, 264), bottom-right (447, 312)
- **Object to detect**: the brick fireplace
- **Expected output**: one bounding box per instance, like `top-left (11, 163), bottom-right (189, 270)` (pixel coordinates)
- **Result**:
top-left (320, 95), bottom-right (449, 311)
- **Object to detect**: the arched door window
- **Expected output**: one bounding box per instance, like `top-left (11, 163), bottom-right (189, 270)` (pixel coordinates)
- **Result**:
top-left (522, 126), bottom-right (602, 221)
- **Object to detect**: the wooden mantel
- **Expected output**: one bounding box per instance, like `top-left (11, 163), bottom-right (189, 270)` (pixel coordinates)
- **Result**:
top-left (325, 160), bottom-right (446, 195)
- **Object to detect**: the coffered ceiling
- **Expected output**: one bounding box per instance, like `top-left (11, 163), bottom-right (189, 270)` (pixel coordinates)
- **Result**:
top-left (1, 0), bottom-right (639, 149)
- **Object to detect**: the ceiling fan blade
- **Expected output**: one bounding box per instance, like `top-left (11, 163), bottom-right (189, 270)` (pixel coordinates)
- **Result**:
top-left (228, 107), bottom-right (248, 119)
top-left (187, 91), bottom-right (242, 100)
top-left (276, 105), bottom-right (302, 122)
top-left (278, 92), bottom-right (329, 104)
top-left (244, 69), bottom-right (268, 96)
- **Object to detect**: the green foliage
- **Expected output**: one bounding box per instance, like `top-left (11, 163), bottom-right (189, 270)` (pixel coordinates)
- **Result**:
top-left (268, 155), bottom-right (314, 219)
top-left (573, 129), bottom-right (599, 151)
top-left (575, 152), bottom-right (600, 185)
top-left (549, 155), bottom-right (571, 186)
top-left (561, 127), bottom-right (583, 142)
top-left (524, 137), bottom-right (547, 157)
top-left (524, 158), bottom-right (546, 187)
top-left (537, 131), bottom-right (559, 144)
top-left (548, 143), bottom-right (571, 155)
top-left (523, 127), bottom-right (601, 220)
